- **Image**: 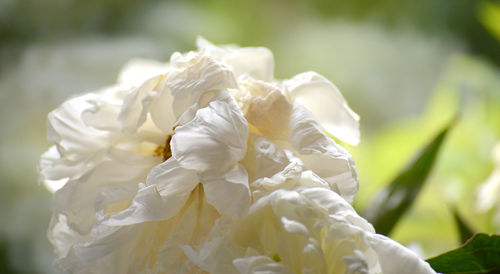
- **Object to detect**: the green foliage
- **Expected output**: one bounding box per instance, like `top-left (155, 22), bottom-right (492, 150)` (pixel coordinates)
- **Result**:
top-left (427, 233), bottom-right (500, 274)
top-left (452, 207), bottom-right (476, 244)
top-left (364, 121), bottom-right (454, 236)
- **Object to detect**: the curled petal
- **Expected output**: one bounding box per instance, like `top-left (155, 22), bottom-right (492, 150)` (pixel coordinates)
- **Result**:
top-left (52, 148), bottom-right (158, 234)
top-left (171, 98), bottom-right (248, 173)
top-left (118, 75), bottom-right (166, 134)
top-left (203, 164), bottom-right (250, 217)
top-left (47, 94), bottom-right (111, 154)
top-left (102, 159), bottom-right (199, 226)
top-left (197, 36), bottom-right (275, 82)
top-left (246, 89), bottom-right (292, 140)
top-left (285, 71), bottom-right (360, 145)
top-left (290, 104), bottom-right (358, 203)
top-left (367, 234), bottom-right (436, 274)
top-left (167, 53), bottom-right (238, 118)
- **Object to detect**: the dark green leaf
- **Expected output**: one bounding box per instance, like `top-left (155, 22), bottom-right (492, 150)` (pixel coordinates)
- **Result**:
top-left (427, 233), bottom-right (500, 274)
top-left (452, 207), bottom-right (475, 243)
top-left (364, 120), bottom-right (454, 235)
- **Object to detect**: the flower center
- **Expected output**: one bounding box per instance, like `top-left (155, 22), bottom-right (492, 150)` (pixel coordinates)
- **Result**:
top-left (153, 126), bottom-right (178, 161)
top-left (153, 135), bottom-right (173, 162)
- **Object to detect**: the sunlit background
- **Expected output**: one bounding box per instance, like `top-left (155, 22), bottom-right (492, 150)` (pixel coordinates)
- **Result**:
top-left (1, 0), bottom-right (499, 273)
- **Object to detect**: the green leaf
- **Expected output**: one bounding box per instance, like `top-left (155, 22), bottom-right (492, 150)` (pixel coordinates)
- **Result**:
top-left (427, 233), bottom-right (500, 274)
top-left (364, 120), bottom-right (454, 236)
top-left (452, 207), bottom-right (475, 243)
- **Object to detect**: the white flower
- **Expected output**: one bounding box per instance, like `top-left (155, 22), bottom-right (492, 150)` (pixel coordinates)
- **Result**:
top-left (183, 174), bottom-right (435, 274)
top-left (477, 143), bottom-right (500, 227)
top-left (39, 37), bottom-right (360, 273)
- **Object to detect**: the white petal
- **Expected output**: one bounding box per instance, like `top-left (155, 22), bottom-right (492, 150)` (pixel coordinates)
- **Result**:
top-left (203, 164), bottom-right (250, 216)
top-left (289, 104), bottom-right (359, 203)
top-left (118, 74), bottom-right (166, 134)
top-left (81, 93), bottom-right (122, 132)
top-left (102, 158), bottom-right (199, 226)
top-left (150, 85), bottom-right (176, 134)
top-left (167, 53), bottom-right (238, 118)
top-left (285, 71), bottom-right (360, 145)
top-left (171, 98), bottom-right (248, 173)
top-left (52, 147), bottom-right (157, 234)
top-left (299, 187), bottom-right (374, 232)
top-left (245, 89), bottom-right (292, 140)
top-left (39, 146), bottom-right (79, 191)
top-left (59, 225), bottom-right (141, 270)
top-left (197, 36), bottom-right (275, 82)
top-left (367, 234), bottom-right (435, 274)
top-left (94, 182), bottom-right (138, 214)
top-left (47, 93), bottom-right (111, 154)
top-left (233, 255), bottom-right (292, 274)
top-left (252, 135), bottom-right (289, 179)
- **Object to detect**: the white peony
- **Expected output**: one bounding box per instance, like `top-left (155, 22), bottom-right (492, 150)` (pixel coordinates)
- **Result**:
top-left (183, 174), bottom-right (435, 274)
top-left (39, 37), bottom-right (360, 273)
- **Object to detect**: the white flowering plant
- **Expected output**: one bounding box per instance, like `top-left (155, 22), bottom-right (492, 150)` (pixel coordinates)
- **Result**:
top-left (39, 38), bottom-right (500, 273)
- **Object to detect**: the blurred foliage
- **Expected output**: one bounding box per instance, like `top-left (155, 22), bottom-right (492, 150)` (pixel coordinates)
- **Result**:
top-left (365, 121), bottom-right (453, 236)
top-left (452, 208), bottom-right (475, 243)
top-left (479, 1), bottom-right (500, 43)
top-left (350, 54), bottom-right (500, 255)
top-left (2, 0), bottom-right (500, 64)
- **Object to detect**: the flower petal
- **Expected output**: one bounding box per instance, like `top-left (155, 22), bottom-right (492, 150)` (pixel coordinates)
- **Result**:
top-left (367, 234), bottom-right (435, 274)
top-left (285, 71), bottom-right (360, 145)
top-left (202, 164), bottom-right (250, 216)
top-left (197, 36), bottom-right (275, 82)
top-left (289, 103), bottom-right (359, 203)
top-left (47, 93), bottom-right (111, 154)
top-left (167, 52), bottom-right (238, 118)
top-left (171, 97), bottom-right (248, 173)
top-left (52, 147), bottom-right (157, 234)
top-left (118, 74), bottom-right (166, 134)
top-left (149, 85), bottom-right (176, 134)
top-left (102, 158), bottom-right (199, 226)
top-left (245, 89), bottom-right (292, 140)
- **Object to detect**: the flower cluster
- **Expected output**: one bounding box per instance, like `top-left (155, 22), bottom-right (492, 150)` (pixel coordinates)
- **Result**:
top-left (39, 38), bottom-right (434, 273)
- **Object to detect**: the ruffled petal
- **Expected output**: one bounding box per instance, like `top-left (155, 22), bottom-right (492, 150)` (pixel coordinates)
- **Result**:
top-left (118, 74), bottom-right (166, 134)
top-left (167, 52), bottom-right (238, 118)
top-left (39, 146), bottom-right (82, 192)
top-left (171, 97), bottom-right (248, 173)
top-left (233, 255), bottom-right (292, 274)
top-left (197, 36), bottom-right (275, 82)
top-left (150, 85), bottom-right (176, 134)
top-left (47, 93), bottom-right (111, 154)
top-left (289, 103), bottom-right (359, 203)
top-left (367, 234), bottom-right (435, 274)
top-left (285, 71), bottom-right (360, 145)
top-left (245, 89), bottom-right (292, 140)
top-left (102, 158), bottom-right (199, 226)
top-left (52, 147), bottom-right (158, 234)
top-left (203, 164), bottom-right (250, 216)
top-left (251, 135), bottom-right (290, 180)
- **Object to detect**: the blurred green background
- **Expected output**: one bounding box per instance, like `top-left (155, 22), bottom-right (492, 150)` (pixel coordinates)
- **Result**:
top-left (1, 0), bottom-right (499, 272)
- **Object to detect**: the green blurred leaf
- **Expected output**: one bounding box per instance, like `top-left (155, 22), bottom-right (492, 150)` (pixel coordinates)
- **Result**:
top-left (364, 119), bottom-right (454, 236)
top-left (452, 207), bottom-right (475, 243)
top-left (427, 233), bottom-right (500, 274)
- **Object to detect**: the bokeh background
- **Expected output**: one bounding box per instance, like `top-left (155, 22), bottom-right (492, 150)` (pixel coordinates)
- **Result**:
top-left (1, 0), bottom-right (499, 273)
